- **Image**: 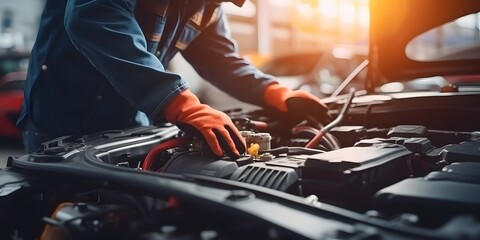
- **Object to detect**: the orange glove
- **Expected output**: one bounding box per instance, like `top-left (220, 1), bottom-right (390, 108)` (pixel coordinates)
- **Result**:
top-left (263, 83), bottom-right (331, 126)
top-left (163, 89), bottom-right (246, 158)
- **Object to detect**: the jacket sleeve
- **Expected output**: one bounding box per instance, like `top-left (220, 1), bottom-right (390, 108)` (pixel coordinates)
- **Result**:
top-left (181, 6), bottom-right (277, 107)
top-left (64, 0), bottom-right (188, 121)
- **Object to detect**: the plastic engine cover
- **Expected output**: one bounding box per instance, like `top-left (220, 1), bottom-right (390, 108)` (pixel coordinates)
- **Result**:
top-left (300, 143), bottom-right (411, 208)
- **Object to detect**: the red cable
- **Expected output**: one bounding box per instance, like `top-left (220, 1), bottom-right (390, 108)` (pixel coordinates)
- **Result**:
top-left (142, 136), bottom-right (192, 171)
top-left (305, 130), bottom-right (326, 148)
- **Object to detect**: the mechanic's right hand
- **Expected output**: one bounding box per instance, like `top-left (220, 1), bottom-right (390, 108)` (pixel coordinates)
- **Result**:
top-left (163, 89), bottom-right (246, 158)
top-left (263, 83), bottom-right (331, 126)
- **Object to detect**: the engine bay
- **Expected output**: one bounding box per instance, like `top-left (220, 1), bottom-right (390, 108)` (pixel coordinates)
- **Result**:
top-left (2, 92), bottom-right (480, 239)
top-left (158, 103), bottom-right (480, 217)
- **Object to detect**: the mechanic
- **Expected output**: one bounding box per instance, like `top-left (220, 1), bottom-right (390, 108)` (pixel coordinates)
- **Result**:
top-left (18, 0), bottom-right (330, 157)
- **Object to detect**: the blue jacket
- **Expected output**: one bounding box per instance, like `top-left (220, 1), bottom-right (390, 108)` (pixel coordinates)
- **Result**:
top-left (19, 0), bottom-right (276, 138)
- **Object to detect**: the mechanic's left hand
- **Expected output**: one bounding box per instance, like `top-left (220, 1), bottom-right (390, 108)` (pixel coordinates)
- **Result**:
top-left (263, 83), bottom-right (331, 126)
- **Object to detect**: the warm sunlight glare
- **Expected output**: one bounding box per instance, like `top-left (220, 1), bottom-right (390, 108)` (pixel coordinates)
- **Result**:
top-left (290, 0), bottom-right (369, 40)
top-left (319, 0), bottom-right (337, 18)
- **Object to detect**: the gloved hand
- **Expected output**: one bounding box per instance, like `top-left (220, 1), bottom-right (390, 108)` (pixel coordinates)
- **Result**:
top-left (163, 89), bottom-right (246, 158)
top-left (263, 83), bottom-right (331, 126)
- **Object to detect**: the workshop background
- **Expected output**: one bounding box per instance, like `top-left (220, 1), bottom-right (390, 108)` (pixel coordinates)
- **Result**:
top-left (0, 0), bottom-right (372, 166)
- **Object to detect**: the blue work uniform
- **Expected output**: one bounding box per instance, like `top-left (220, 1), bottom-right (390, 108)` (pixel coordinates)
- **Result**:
top-left (19, 0), bottom-right (276, 152)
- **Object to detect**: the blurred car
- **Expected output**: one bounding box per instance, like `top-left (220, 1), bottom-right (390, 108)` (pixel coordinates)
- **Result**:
top-left (0, 71), bottom-right (26, 138)
top-left (2, 1), bottom-right (480, 240)
top-left (259, 44), bottom-right (368, 97)
top-left (0, 52), bottom-right (29, 139)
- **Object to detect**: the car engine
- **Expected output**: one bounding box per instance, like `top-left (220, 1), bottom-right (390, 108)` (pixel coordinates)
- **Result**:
top-left (2, 92), bottom-right (480, 239)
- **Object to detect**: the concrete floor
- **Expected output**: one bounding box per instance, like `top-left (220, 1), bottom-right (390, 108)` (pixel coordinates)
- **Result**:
top-left (0, 138), bottom-right (25, 168)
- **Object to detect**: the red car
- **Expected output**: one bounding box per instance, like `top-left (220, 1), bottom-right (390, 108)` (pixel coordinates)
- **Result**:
top-left (0, 71), bottom-right (26, 138)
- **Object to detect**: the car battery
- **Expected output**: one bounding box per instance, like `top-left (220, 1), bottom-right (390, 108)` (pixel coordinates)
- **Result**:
top-left (298, 143), bottom-right (411, 209)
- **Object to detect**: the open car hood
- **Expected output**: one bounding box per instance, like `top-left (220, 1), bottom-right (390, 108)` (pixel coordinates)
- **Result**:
top-left (368, 0), bottom-right (480, 88)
